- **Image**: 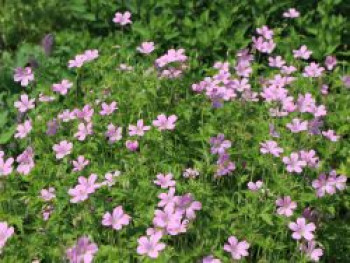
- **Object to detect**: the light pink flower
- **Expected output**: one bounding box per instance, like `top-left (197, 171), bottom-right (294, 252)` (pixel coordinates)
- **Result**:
top-left (0, 156), bottom-right (14, 176)
top-left (260, 140), bottom-right (283, 157)
top-left (40, 187), bottom-right (56, 201)
top-left (153, 114), bottom-right (177, 131)
top-left (300, 241), bottom-right (323, 262)
top-left (52, 79), bottom-right (73, 95)
top-left (129, 119), bottom-right (151, 136)
top-left (268, 56), bottom-right (286, 68)
top-left (14, 94), bottom-right (35, 113)
top-left (16, 147), bottom-right (35, 175)
top-left (322, 130), bottom-right (339, 142)
top-left (38, 93), bottom-right (55, 102)
top-left (223, 236), bottom-right (250, 260)
top-left (256, 25), bottom-right (274, 40)
top-left (299, 150), bottom-right (319, 168)
top-left (293, 45), bottom-right (312, 60)
top-left (154, 173), bottom-right (176, 189)
top-left (66, 236), bottom-right (98, 263)
top-left (282, 152), bottom-right (307, 173)
top-left (105, 124), bottom-right (122, 143)
top-left (247, 180), bottom-right (263, 191)
top-left (126, 140), bottom-right (139, 151)
top-left (68, 184), bottom-right (90, 203)
top-left (283, 8), bottom-right (300, 18)
top-left (74, 105), bottom-right (94, 122)
top-left (68, 54), bottom-right (87, 68)
top-left (325, 55), bottom-right (337, 70)
top-left (53, 140), bottom-right (73, 159)
top-left (289, 217), bottom-right (316, 241)
top-left (183, 168), bottom-right (199, 179)
top-left (103, 171), bottom-right (121, 187)
top-left (175, 193), bottom-right (202, 220)
top-left (74, 122), bottom-right (93, 141)
top-left (137, 232), bottom-right (166, 258)
top-left (276, 196), bottom-right (297, 217)
top-left (158, 187), bottom-right (179, 209)
top-left (99, 102), bottom-right (118, 116)
top-left (78, 174), bottom-right (100, 194)
top-left (84, 49), bottom-right (99, 61)
top-left (72, 156), bottom-right (89, 172)
top-left (58, 109), bottom-right (76, 122)
top-left (113, 11), bottom-right (132, 26)
top-left (15, 119), bottom-right (32, 139)
top-left (102, 206), bottom-right (131, 230)
top-left (286, 118), bottom-right (308, 133)
top-left (312, 173), bottom-right (336, 197)
top-left (0, 222), bottom-right (15, 250)
top-left (303, 62), bottom-right (325, 78)
top-left (202, 255), bottom-right (221, 263)
top-left (14, 67), bottom-right (34, 87)
top-left (137, 42), bottom-right (155, 54)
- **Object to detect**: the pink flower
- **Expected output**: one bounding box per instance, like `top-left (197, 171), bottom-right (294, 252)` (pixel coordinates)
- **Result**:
top-left (126, 140), bottom-right (139, 151)
top-left (303, 62), bottom-right (325, 78)
top-left (153, 114), bottom-right (177, 131)
top-left (0, 156), bottom-right (14, 176)
top-left (325, 55), bottom-right (337, 70)
top-left (286, 118), bottom-right (308, 133)
top-left (129, 119), bottom-right (151, 136)
top-left (52, 79), bottom-right (73, 95)
top-left (137, 42), bottom-right (155, 54)
top-left (74, 122), bottom-right (93, 141)
top-left (223, 236), bottom-right (250, 260)
top-left (113, 11), bottom-right (132, 26)
top-left (99, 102), bottom-right (118, 116)
top-left (68, 54), bottom-right (87, 68)
top-left (289, 217), bottom-right (316, 241)
top-left (276, 196), bottom-right (297, 217)
top-left (202, 255), bottom-right (221, 263)
top-left (329, 171), bottom-right (347, 191)
top-left (58, 109), bottom-right (76, 122)
top-left (102, 206), bottom-right (131, 231)
top-left (74, 105), bottom-right (94, 122)
top-left (154, 173), bottom-right (176, 189)
top-left (300, 241), bottom-right (323, 262)
top-left (293, 45), bottom-right (312, 60)
top-left (72, 156), bottom-right (89, 172)
top-left (312, 173), bottom-right (336, 197)
top-left (256, 25), bottom-right (274, 40)
top-left (153, 206), bottom-right (182, 231)
top-left (158, 187), bottom-right (179, 209)
top-left (53, 140), bottom-right (73, 159)
top-left (68, 184), bottom-right (90, 203)
top-left (40, 187), bottom-right (56, 201)
top-left (78, 174), bottom-right (100, 194)
top-left (16, 147), bottom-right (35, 175)
top-left (281, 65), bottom-right (297, 75)
top-left (183, 168), bottom-right (199, 179)
top-left (260, 140), bottom-right (283, 157)
top-left (42, 205), bottom-right (54, 221)
top-left (322, 130), bottom-right (339, 142)
top-left (247, 180), bottom-right (263, 191)
top-left (175, 193), bottom-right (202, 220)
top-left (66, 236), bottom-right (98, 263)
top-left (268, 56), bottom-right (286, 68)
top-left (299, 150), bottom-right (319, 168)
top-left (252, 36), bottom-right (276, 54)
top-left (15, 119), bottom-right (32, 139)
top-left (103, 171), bottom-right (121, 187)
top-left (105, 124), bottom-right (122, 143)
top-left (39, 93), bottom-right (55, 102)
top-left (282, 152), bottom-right (307, 173)
top-left (0, 222), bottom-right (14, 250)
top-left (14, 94), bottom-right (35, 113)
top-left (283, 8), bottom-right (300, 18)
top-left (137, 232), bottom-right (166, 258)
top-left (83, 49), bottom-right (99, 61)
top-left (209, 134), bottom-right (231, 155)
top-left (14, 67), bottom-right (34, 87)
top-left (342, 75), bottom-right (350, 88)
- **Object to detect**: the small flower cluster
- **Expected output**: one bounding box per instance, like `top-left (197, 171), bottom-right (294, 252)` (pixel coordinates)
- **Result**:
top-left (155, 49), bottom-right (188, 78)
top-left (312, 170), bottom-right (347, 197)
top-left (68, 49), bottom-right (99, 68)
top-left (66, 236), bottom-right (98, 263)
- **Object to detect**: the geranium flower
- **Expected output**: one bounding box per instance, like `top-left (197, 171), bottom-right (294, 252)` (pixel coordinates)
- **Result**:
top-left (113, 11), bottom-right (132, 26)
top-left (300, 241), bottom-right (323, 262)
top-left (0, 222), bottom-right (14, 251)
top-left (286, 118), bottom-right (308, 133)
top-left (260, 140), bottom-right (283, 157)
top-left (72, 156), bottom-right (89, 172)
top-left (126, 140), bottom-right (139, 151)
top-left (40, 187), bottom-right (56, 201)
top-left (293, 45), bottom-right (312, 60)
top-left (102, 206), bottom-right (131, 231)
top-left (53, 140), bottom-right (73, 159)
top-left (154, 173), bottom-right (176, 189)
top-left (282, 152), bottom-right (307, 173)
top-left (137, 232), bottom-right (166, 258)
top-left (14, 67), bottom-right (34, 87)
top-left (14, 94), bottom-right (35, 113)
top-left (15, 119), bottom-right (32, 139)
top-left (74, 122), bottom-right (93, 141)
top-left (99, 102), bottom-right (118, 116)
top-left (105, 124), bottom-right (122, 143)
top-left (276, 196), bottom-right (297, 217)
top-left (289, 217), bottom-right (316, 241)
top-left (322, 130), bottom-right (339, 142)
top-left (0, 156), bottom-right (14, 177)
top-left (223, 236), bottom-right (250, 260)
top-left (52, 79), bottom-right (73, 95)
top-left (152, 114), bottom-right (177, 131)
top-left (247, 180), bottom-right (263, 191)
top-left (137, 42), bottom-right (155, 54)
top-left (283, 8), bottom-right (300, 18)
top-left (66, 236), bottom-right (98, 263)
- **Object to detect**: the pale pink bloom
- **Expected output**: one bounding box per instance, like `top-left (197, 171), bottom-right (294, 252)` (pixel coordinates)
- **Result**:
top-left (247, 180), bottom-right (263, 191)
top-left (40, 187), bottom-right (56, 201)
top-left (276, 196), bottom-right (297, 217)
top-left (14, 94), bottom-right (35, 113)
top-left (78, 174), bottom-right (100, 194)
top-left (289, 217), bottom-right (316, 241)
top-left (15, 119), bottom-right (32, 139)
top-left (322, 130), bottom-right (339, 142)
top-left (286, 118), bottom-right (308, 133)
top-left (68, 184), bottom-right (90, 203)
top-left (329, 171), bottom-right (347, 191)
top-left (260, 140), bottom-right (283, 157)
top-left (102, 206), bottom-right (131, 230)
top-left (68, 54), bottom-right (87, 68)
top-left (103, 171), bottom-right (121, 187)
top-left (282, 152), bottom-right (307, 173)
top-left (321, 84), bottom-right (329, 95)
top-left (153, 114), bottom-right (177, 131)
top-left (311, 105), bottom-right (327, 118)
top-left (230, 78), bottom-right (250, 92)
top-left (293, 45), bottom-right (312, 60)
top-left (14, 67), bottom-right (34, 87)
top-left (303, 62), bottom-right (325, 78)
top-left (342, 75), bottom-right (350, 88)
top-left (74, 122), bottom-right (93, 141)
top-left (113, 11), bottom-right (132, 25)
top-left (42, 205), bottom-right (54, 221)
top-left (252, 36), bottom-right (276, 54)
top-left (16, 147), bottom-right (35, 175)
top-left (300, 241), bottom-right (323, 262)
top-left (72, 156), bottom-right (89, 172)
top-left (137, 232), bottom-right (166, 258)
top-left (256, 25), bottom-right (274, 40)
top-left (128, 119), bottom-right (151, 136)
top-left (126, 140), bottom-right (139, 151)
top-left (58, 109), bottom-right (76, 122)
top-left (202, 255), bottom-right (221, 263)
top-left (158, 187), bottom-right (179, 209)
top-left (52, 79), bottom-right (73, 95)
top-left (74, 105), bottom-right (94, 122)
top-left (38, 93), bottom-right (55, 102)
top-left (0, 221), bottom-right (15, 250)
top-left (325, 55), bottom-right (337, 70)
top-left (183, 168), bottom-right (199, 179)
top-left (223, 236), bottom-right (250, 260)
top-left (281, 65), bottom-right (297, 75)
top-left (312, 173), bottom-right (336, 197)
top-left (283, 8), bottom-right (300, 18)
top-left (154, 173), bottom-right (176, 189)
top-left (175, 193), bottom-right (202, 220)
top-left (299, 150), bottom-right (319, 168)
top-left (53, 140), bottom-right (73, 159)
top-left (83, 49), bottom-right (99, 61)
top-left (66, 236), bottom-right (98, 263)
top-left (0, 156), bottom-right (14, 176)
top-left (268, 56), bottom-right (285, 68)
top-left (105, 124), bottom-right (122, 143)
top-left (99, 102), bottom-right (118, 116)
top-left (137, 42), bottom-right (155, 54)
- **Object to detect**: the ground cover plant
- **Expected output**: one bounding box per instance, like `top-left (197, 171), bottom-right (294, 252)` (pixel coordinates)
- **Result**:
top-left (0, 2), bottom-right (350, 263)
